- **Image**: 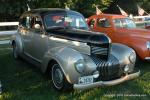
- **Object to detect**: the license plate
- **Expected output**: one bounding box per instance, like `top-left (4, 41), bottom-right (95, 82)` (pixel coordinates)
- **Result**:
top-left (78, 76), bottom-right (93, 85)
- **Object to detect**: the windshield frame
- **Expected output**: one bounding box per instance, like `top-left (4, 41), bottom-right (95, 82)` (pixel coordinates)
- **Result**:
top-left (113, 18), bottom-right (136, 29)
top-left (43, 11), bottom-right (89, 30)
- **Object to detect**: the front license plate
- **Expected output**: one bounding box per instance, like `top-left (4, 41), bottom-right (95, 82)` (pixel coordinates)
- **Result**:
top-left (78, 76), bottom-right (93, 85)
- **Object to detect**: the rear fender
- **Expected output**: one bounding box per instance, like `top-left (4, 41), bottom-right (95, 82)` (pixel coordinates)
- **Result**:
top-left (11, 33), bottom-right (23, 54)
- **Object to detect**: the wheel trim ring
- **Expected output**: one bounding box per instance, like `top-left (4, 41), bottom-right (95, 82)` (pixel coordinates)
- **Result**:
top-left (13, 44), bottom-right (18, 58)
top-left (52, 64), bottom-right (64, 89)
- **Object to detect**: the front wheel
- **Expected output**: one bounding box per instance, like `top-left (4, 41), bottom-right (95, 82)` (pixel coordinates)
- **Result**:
top-left (51, 63), bottom-right (72, 91)
top-left (135, 53), bottom-right (143, 67)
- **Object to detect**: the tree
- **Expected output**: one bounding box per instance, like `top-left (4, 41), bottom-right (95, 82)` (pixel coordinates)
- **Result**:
top-left (136, 0), bottom-right (150, 14)
top-left (0, 0), bottom-right (114, 21)
top-left (66, 0), bottom-right (113, 17)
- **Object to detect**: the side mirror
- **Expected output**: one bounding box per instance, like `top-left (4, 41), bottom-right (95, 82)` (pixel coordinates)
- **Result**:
top-left (34, 24), bottom-right (41, 29)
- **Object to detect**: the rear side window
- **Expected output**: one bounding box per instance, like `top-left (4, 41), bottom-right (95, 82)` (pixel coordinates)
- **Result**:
top-left (88, 19), bottom-right (95, 28)
top-left (19, 18), bottom-right (26, 27)
top-left (19, 16), bottom-right (31, 29)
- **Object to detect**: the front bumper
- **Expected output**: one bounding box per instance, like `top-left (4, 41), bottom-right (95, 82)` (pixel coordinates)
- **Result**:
top-left (73, 70), bottom-right (140, 90)
top-left (145, 57), bottom-right (150, 60)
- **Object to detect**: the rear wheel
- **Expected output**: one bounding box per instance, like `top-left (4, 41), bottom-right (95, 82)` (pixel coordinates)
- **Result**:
top-left (12, 43), bottom-right (19, 59)
top-left (51, 63), bottom-right (72, 91)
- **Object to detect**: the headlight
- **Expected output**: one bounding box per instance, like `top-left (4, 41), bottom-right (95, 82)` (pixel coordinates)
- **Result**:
top-left (124, 65), bottom-right (130, 72)
top-left (74, 59), bottom-right (86, 73)
top-left (146, 41), bottom-right (150, 49)
top-left (129, 52), bottom-right (136, 63)
top-left (93, 71), bottom-right (99, 78)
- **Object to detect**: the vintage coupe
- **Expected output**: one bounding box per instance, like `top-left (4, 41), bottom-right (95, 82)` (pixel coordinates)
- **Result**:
top-left (11, 8), bottom-right (140, 91)
top-left (87, 14), bottom-right (150, 60)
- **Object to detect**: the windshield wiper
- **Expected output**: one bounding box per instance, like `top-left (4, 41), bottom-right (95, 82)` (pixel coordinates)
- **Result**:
top-left (46, 26), bottom-right (87, 31)
top-left (47, 26), bottom-right (65, 30)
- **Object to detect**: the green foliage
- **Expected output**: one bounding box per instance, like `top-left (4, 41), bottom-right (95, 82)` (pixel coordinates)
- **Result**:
top-left (136, 0), bottom-right (150, 14)
top-left (1, 0), bottom-right (150, 21)
top-left (0, 0), bottom-right (113, 21)
top-left (72, 0), bottom-right (113, 17)
top-left (116, 0), bottom-right (137, 15)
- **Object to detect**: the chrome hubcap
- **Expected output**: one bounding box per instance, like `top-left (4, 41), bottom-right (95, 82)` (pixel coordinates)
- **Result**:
top-left (54, 69), bottom-right (63, 84)
top-left (52, 64), bottom-right (63, 89)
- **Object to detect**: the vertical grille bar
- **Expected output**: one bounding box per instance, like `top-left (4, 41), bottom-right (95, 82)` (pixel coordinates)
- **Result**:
top-left (91, 55), bottom-right (124, 81)
top-left (90, 43), bottom-right (110, 61)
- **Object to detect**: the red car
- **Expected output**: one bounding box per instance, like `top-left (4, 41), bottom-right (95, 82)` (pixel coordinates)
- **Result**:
top-left (145, 25), bottom-right (150, 29)
top-left (87, 14), bottom-right (150, 60)
top-left (145, 17), bottom-right (150, 30)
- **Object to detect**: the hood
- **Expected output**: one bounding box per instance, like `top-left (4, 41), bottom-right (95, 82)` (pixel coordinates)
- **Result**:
top-left (117, 28), bottom-right (150, 39)
top-left (46, 28), bottom-right (110, 44)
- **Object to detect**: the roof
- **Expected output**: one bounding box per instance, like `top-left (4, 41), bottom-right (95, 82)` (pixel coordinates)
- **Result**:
top-left (92, 14), bottom-right (127, 19)
top-left (23, 8), bottom-right (81, 16)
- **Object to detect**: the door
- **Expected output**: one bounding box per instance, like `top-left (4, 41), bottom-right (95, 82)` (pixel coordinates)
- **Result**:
top-left (95, 18), bottom-right (113, 38)
top-left (19, 15), bottom-right (33, 56)
top-left (30, 16), bottom-right (48, 62)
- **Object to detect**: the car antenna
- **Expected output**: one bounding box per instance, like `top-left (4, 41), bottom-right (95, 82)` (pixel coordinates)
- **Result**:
top-left (27, 3), bottom-right (31, 11)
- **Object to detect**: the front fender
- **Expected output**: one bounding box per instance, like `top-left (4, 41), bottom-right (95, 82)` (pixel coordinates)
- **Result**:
top-left (129, 39), bottom-right (148, 60)
top-left (41, 46), bottom-right (85, 84)
top-left (111, 43), bottom-right (136, 71)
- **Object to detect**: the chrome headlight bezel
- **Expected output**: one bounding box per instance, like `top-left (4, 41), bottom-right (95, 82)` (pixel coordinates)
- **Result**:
top-left (74, 59), bottom-right (86, 73)
top-left (124, 65), bottom-right (130, 72)
top-left (129, 52), bottom-right (136, 63)
top-left (146, 41), bottom-right (150, 49)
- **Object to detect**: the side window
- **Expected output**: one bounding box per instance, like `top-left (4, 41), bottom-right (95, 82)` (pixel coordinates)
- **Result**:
top-left (88, 19), bottom-right (95, 28)
top-left (19, 16), bottom-right (31, 29)
top-left (97, 18), bottom-right (111, 28)
top-left (113, 19), bottom-right (122, 28)
top-left (19, 17), bottom-right (26, 27)
top-left (30, 16), bottom-right (42, 30)
top-left (26, 17), bottom-right (31, 29)
top-left (35, 17), bottom-right (42, 26)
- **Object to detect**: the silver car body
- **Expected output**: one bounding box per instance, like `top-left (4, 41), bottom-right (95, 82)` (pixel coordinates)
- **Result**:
top-left (11, 8), bottom-right (140, 90)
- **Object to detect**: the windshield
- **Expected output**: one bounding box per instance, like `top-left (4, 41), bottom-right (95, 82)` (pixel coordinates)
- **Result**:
top-left (44, 13), bottom-right (88, 30)
top-left (113, 18), bottom-right (136, 28)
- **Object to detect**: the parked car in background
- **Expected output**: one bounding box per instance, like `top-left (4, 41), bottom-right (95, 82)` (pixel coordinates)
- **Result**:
top-left (145, 25), bottom-right (150, 29)
top-left (87, 14), bottom-right (150, 60)
top-left (11, 9), bottom-right (140, 91)
top-left (145, 17), bottom-right (150, 29)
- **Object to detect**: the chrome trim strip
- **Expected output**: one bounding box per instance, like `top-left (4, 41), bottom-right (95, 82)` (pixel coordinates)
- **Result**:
top-left (24, 52), bottom-right (42, 63)
top-left (73, 70), bottom-right (140, 90)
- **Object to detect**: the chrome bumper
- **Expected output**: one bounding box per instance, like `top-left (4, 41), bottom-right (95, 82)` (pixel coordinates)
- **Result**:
top-left (145, 57), bottom-right (150, 60)
top-left (73, 70), bottom-right (140, 90)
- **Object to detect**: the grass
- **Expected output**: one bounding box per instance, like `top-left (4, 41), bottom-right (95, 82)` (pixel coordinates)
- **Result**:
top-left (0, 35), bottom-right (12, 41)
top-left (0, 44), bottom-right (150, 100)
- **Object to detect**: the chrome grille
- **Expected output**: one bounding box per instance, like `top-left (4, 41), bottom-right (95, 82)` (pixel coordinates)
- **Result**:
top-left (91, 46), bottom-right (108, 55)
top-left (91, 55), bottom-right (124, 81)
top-left (90, 43), bottom-right (110, 61)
